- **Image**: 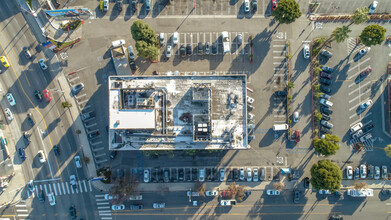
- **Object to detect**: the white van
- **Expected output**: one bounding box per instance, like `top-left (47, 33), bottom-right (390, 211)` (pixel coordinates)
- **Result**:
top-left (349, 122), bottom-right (363, 134)
top-left (273, 124), bottom-right (288, 131)
top-left (112, 39), bottom-right (125, 47)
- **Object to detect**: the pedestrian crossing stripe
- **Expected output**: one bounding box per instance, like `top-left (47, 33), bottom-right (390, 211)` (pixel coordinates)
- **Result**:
top-left (27, 180), bottom-right (93, 198)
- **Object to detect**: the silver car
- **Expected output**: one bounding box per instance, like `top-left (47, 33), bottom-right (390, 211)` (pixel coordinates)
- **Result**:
top-left (246, 168), bottom-right (252, 182)
top-left (144, 169), bottom-right (150, 183)
top-left (220, 168), bottom-right (225, 181)
top-left (239, 167), bottom-right (245, 181)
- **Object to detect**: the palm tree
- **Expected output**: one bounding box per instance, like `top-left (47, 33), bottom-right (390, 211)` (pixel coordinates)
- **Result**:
top-left (330, 26), bottom-right (351, 43)
top-left (351, 7), bottom-right (370, 25)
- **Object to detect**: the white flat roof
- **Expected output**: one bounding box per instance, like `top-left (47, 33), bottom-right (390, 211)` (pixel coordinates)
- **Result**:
top-left (109, 90), bottom-right (155, 129)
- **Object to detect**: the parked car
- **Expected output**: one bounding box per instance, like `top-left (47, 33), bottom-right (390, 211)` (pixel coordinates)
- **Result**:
top-left (4, 108), bottom-right (13, 121)
top-left (72, 83), bottom-right (84, 95)
top-left (6, 93), bottom-right (16, 106)
top-left (159, 33), bottom-right (165, 46)
top-left (350, 122), bottom-right (363, 134)
top-left (88, 131), bottom-right (100, 139)
top-left (362, 124), bottom-right (374, 133)
top-left (205, 42), bottom-right (210, 54)
top-left (251, 0), bottom-right (257, 11)
top-left (246, 168), bottom-right (252, 181)
top-left (102, 0), bottom-right (109, 11)
top-left (145, 0), bottom-right (151, 11)
top-left (112, 204), bottom-right (125, 210)
top-left (275, 90), bottom-right (287, 96)
top-left (212, 43), bottom-right (217, 55)
top-left (23, 47), bottom-right (32, 59)
top-left (38, 58), bottom-right (48, 70)
top-left (320, 94), bottom-right (331, 100)
top-left (360, 164), bottom-right (367, 179)
top-left (319, 77), bottom-right (331, 85)
top-left (179, 45), bottom-right (186, 57)
top-left (369, 1), bottom-right (378, 13)
top-left (321, 66), bottom-right (334, 73)
top-left (322, 114), bottom-right (330, 121)
top-left (220, 168), bottom-right (225, 181)
top-left (239, 168), bottom-right (245, 181)
top-left (320, 126), bottom-right (331, 134)
top-left (294, 130), bottom-right (301, 142)
top-left (164, 170), bottom-right (169, 183)
top-left (293, 111), bottom-right (299, 122)
top-left (34, 90), bottom-right (43, 101)
top-left (374, 166), bottom-right (380, 180)
top-left (110, 151), bottom-right (117, 160)
top-left (382, 166), bottom-right (387, 179)
top-left (320, 99), bottom-right (333, 107)
top-left (354, 167), bottom-right (360, 179)
top-left (320, 72), bottom-right (332, 79)
top-left (320, 49), bottom-right (333, 58)
top-left (358, 67), bottom-right (372, 79)
top-left (199, 168), bottom-right (205, 182)
top-left (165, 45), bottom-right (172, 58)
top-left (304, 177), bottom-right (310, 188)
top-left (247, 96), bottom-right (254, 104)
top-left (303, 45), bottom-right (310, 59)
top-left (318, 189), bottom-right (331, 194)
top-left (294, 190), bottom-right (300, 203)
top-left (345, 166), bottom-right (353, 180)
top-left (186, 44), bottom-right (192, 56)
top-left (237, 34), bottom-right (243, 45)
top-left (144, 169), bottom-right (150, 183)
top-left (253, 168), bottom-right (258, 181)
top-left (352, 130), bottom-right (363, 139)
top-left (0, 56), bottom-right (10, 68)
top-left (206, 190), bottom-right (218, 196)
top-left (42, 89), bottom-right (51, 102)
top-left (271, 0), bottom-right (277, 11)
top-left (321, 120), bottom-right (333, 129)
top-left (321, 107), bottom-right (333, 115)
top-left (368, 165), bottom-right (374, 179)
top-left (130, 61), bottom-right (137, 71)
top-left (360, 100), bottom-right (373, 110)
top-left (81, 111), bottom-right (95, 121)
top-left (37, 150), bottom-right (46, 163)
top-left (244, 0), bottom-right (250, 13)
top-left (320, 85), bottom-right (331, 94)
top-left (130, 204), bottom-right (143, 210)
top-left (266, 190), bottom-right (280, 195)
top-left (172, 32), bottom-right (179, 45)
top-left (197, 42), bottom-right (204, 55)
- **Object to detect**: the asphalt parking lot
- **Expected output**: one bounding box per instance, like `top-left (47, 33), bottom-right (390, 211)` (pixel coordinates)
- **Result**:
top-left (312, 0), bottom-right (391, 15)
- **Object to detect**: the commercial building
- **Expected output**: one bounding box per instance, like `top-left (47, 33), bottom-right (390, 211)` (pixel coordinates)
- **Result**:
top-left (108, 75), bottom-right (249, 150)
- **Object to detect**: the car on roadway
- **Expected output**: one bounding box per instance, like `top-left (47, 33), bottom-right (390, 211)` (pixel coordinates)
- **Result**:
top-left (266, 190), bottom-right (280, 195)
top-left (212, 43), bottom-right (217, 55)
top-left (354, 167), bottom-right (360, 179)
top-left (112, 204), bottom-right (125, 210)
top-left (321, 120), bottom-right (333, 129)
top-left (294, 190), bottom-right (300, 203)
top-left (128, 46), bottom-right (135, 60)
top-left (48, 192), bottom-right (56, 206)
top-left (374, 166), bottom-right (380, 180)
top-left (246, 168), bottom-right (252, 181)
top-left (360, 100), bottom-right (373, 110)
top-left (23, 47), bottom-right (32, 59)
top-left (206, 190), bottom-right (218, 196)
top-left (382, 166), bottom-right (387, 179)
top-left (318, 189), bottom-right (331, 195)
top-left (69, 205), bottom-right (77, 219)
top-left (145, 0), bottom-right (151, 11)
top-left (321, 65), bottom-right (334, 73)
top-left (72, 83), bottom-right (84, 95)
top-left (70, 175), bottom-right (78, 190)
top-left (294, 130), bottom-right (301, 142)
top-left (244, 0), bottom-right (250, 13)
top-left (239, 167), bottom-right (245, 181)
top-left (180, 45), bottom-right (186, 57)
top-left (369, 1), bottom-right (378, 14)
top-left (34, 90), bottom-right (43, 101)
top-left (42, 89), bottom-right (51, 102)
top-left (0, 56), bottom-right (10, 68)
top-left (303, 45), bottom-right (310, 59)
top-left (205, 42), bottom-right (210, 54)
top-left (320, 72), bottom-right (332, 79)
top-left (304, 177), bottom-right (310, 188)
top-left (144, 169), bottom-right (150, 183)
top-left (37, 150), bottom-right (46, 163)
top-left (104, 194), bottom-right (118, 200)
top-left (321, 107), bottom-right (333, 115)
top-left (271, 0), bottom-right (277, 11)
top-left (4, 108), bottom-right (13, 121)
top-left (319, 77), bottom-right (331, 85)
top-left (130, 204), bottom-right (144, 210)
top-left (38, 58), bottom-right (48, 70)
top-left (220, 168), bottom-right (225, 181)
top-left (27, 113), bottom-right (35, 126)
top-left (53, 145), bottom-right (60, 156)
top-left (320, 85), bottom-right (331, 94)
top-left (74, 155), bottom-right (82, 168)
top-left (360, 164), bottom-right (367, 179)
top-left (320, 99), bottom-right (333, 107)
top-left (320, 49), bottom-right (333, 58)
top-left (346, 166), bottom-right (353, 179)
top-left (153, 203), bottom-right (165, 208)
top-left (6, 93), bottom-right (16, 106)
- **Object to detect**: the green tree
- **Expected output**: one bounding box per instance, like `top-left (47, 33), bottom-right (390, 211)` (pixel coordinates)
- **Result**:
top-left (287, 81), bottom-right (295, 89)
top-left (310, 160), bottom-right (342, 192)
top-left (313, 135), bottom-right (340, 156)
top-left (314, 110), bottom-right (322, 122)
top-left (135, 41), bottom-right (159, 60)
top-left (130, 20), bottom-right (157, 45)
top-left (272, 0), bottom-right (302, 24)
top-left (359, 24), bottom-right (387, 47)
top-left (330, 26), bottom-right (351, 43)
top-left (351, 7), bottom-right (370, 25)
top-left (385, 144), bottom-right (391, 158)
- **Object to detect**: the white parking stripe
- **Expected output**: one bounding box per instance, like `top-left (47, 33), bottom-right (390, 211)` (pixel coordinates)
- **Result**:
top-left (15, 204), bottom-right (26, 207)
top-left (83, 181), bottom-right (88, 192)
top-left (79, 181), bottom-right (83, 193)
top-left (71, 185), bottom-right (74, 194)
top-left (35, 186), bottom-right (39, 197)
top-left (66, 183), bottom-right (70, 194)
top-left (348, 65), bottom-right (371, 80)
top-left (44, 184), bottom-right (48, 194)
top-left (348, 81), bottom-right (371, 96)
top-left (40, 185), bottom-right (43, 190)
top-left (57, 183), bottom-right (62, 195)
top-left (49, 184), bottom-right (52, 193)
top-left (89, 181), bottom-right (92, 191)
top-left (349, 98), bottom-right (371, 111)
top-left (16, 209), bottom-right (28, 212)
top-left (348, 89), bottom-right (371, 103)
top-left (62, 182), bottom-right (66, 194)
top-left (53, 183), bottom-right (57, 195)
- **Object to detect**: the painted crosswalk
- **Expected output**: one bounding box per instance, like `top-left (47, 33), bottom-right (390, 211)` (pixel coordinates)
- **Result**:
top-left (349, 135), bottom-right (374, 151)
top-left (95, 195), bottom-right (112, 220)
top-left (15, 202), bottom-right (29, 218)
top-left (27, 180), bottom-right (93, 198)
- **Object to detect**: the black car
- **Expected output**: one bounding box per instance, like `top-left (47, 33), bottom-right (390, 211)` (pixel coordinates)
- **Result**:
top-left (130, 61), bottom-right (137, 71)
top-left (322, 114), bottom-right (330, 121)
top-left (205, 42), bottom-right (210, 55)
top-left (164, 170), bottom-right (170, 183)
top-left (321, 65), bottom-right (334, 73)
top-left (294, 190), bottom-right (300, 203)
top-left (212, 43), bottom-right (217, 55)
top-left (69, 205), bottom-right (77, 219)
top-left (27, 113), bottom-right (35, 126)
top-left (110, 151), bottom-right (117, 160)
top-left (53, 145), bottom-right (60, 156)
top-left (233, 168), bottom-right (239, 181)
top-left (178, 168), bottom-right (184, 181)
top-left (131, 0), bottom-right (137, 11)
top-left (303, 177), bottom-right (310, 188)
top-left (251, 0), bottom-right (257, 12)
top-left (362, 124), bottom-right (374, 133)
top-left (321, 107), bottom-right (333, 115)
top-left (186, 44), bottom-right (192, 56)
top-left (116, 0), bottom-right (123, 11)
top-left (320, 72), bottom-right (332, 79)
top-left (275, 90), bottom-right (288, 96)
top-left (34, 90), bottom-right (43, 101)
top-left (197, 42), bottom-right (203, 55)
top-left (320, 85), bottom-right (331, 94)
top-left (320, 49), bottom-right (333, 58)
top-left (320, 126), bottom-right (332, 134)
top-left (319, 77), bottom-right (331, 85)
top-left (39, 190), bottom-right (45, 202)
top-left (180, 45), bottom-right (186, 57)
top-left (88, 131), bottom-right (100, 139)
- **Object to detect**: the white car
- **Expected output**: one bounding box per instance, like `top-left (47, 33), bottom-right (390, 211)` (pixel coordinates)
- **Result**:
top-left (346, 166), bottom-right (353, 180)
top-left (6, 93), bottom-right (16, 106)
top-left (205, 190), bottom-right (218, 196)
top-left (303, 45), bottom-right (310, 59)
top-left (318, 189), bottom-right (331, 194)
top-left (266, 190), bottom-right (280, 195)
top-left (166, 45), bottom-right (172, 58)
top-left (70, 175), bottom-right (78, 190)
top-left (48, 192), bottom-right (56, 206)
top-left (253, 168), bottom-right (259, 181)
top-left (172, 32), bottom-right (179, 45)
top-left (320, 99), bottom-right (333, 107)
top-left (293, 111), bottom-right (299, 123)
top-left (246, 168), bottom-right (252, 182)
top-left (369, 1), bottom-right (378, 14)
top-left (199, 168), bottom-right (205, 182)
top-left (144, 169), bottom-right (150, 183)
top-left (358, 47), bottom-right (371, 56)
top-left (247, 96), bottom-right (254, 104)
top-left (38, 58), bottom-right (48, 70)
top-left (103, 0), bottom-right (109, 11)
top-left (320, 94), bottom-right (331, 100)
top-left (104, 194), bottom-right (113, 200)
top-left (349, 123), bottom-right (363, 134)
top-left (74, 155), bottom-right (82, 168)
top-left (37, 150), bottom-right (46, 163)
top-left (244, 0), bottom-right (250, 13)
top-left (360, 164), bottom-right (367, 179)
top-left (248, 113), bottom-right (255, 120)
top-left (360, 100), bottom-right (373, 110)
top-left (4, 108), bottom-right (13, 121)
top-left (153, 203), bottom-right (165, 208)
top-left (239, 167), bottom-right (245, 181)
top-left (112, 204), bottom-right (125, 210)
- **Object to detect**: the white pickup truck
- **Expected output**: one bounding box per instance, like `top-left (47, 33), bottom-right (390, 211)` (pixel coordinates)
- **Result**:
top-left (347, 189), bottom-right (373, 197)
top-left (221, 31), bottom-right (230, 54)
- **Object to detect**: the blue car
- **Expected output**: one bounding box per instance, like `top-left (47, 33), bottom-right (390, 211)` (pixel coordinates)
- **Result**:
top-left (321, 66), bottom-right (334, 73)
top-left (19, 148), bottom-right (26, 161)
top-left (354, 167), bottom-right (360, 180)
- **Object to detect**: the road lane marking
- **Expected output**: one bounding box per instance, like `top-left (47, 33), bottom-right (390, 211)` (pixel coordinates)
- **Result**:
top-left (44, 184), bottom-right (48, 194)
top-left (32, 178), bottom-right (61, 183)
top-left (53, 183), bottom-right (57, 195)
top-left (66, 183), bottom-right (70, 194)
top-left (83, 180), bottom-right (88, 192)
top-left (78, 180), bottom-right (83, 193)
top-left (57, 183), bottom-right (62, 195)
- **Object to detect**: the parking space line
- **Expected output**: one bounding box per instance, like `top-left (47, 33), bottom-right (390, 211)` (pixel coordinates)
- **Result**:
top-left (62, 182), bottom-right (66, 194)
top-left (348, 65), bottom-right (371, 80)
top-left (348, 89), bottom-right (370, 103)
top-left (349, 98), bottom-right (370, 111)
top-left (348, 81), bottom-right (371, 96)
top-left (363, 120), bottom-right (372, 126)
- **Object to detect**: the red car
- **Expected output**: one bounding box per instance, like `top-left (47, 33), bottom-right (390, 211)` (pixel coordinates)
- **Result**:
top-left (294, 130), bottom-right (300, 142)
top-left (320, 72), bottom-right (332, 79)
top-left (359, 67), bottom-right (372, 78)
top-left (42, 89), bottom-right (51, 102)
top-left (271, 0), bottom-right (277, 11)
